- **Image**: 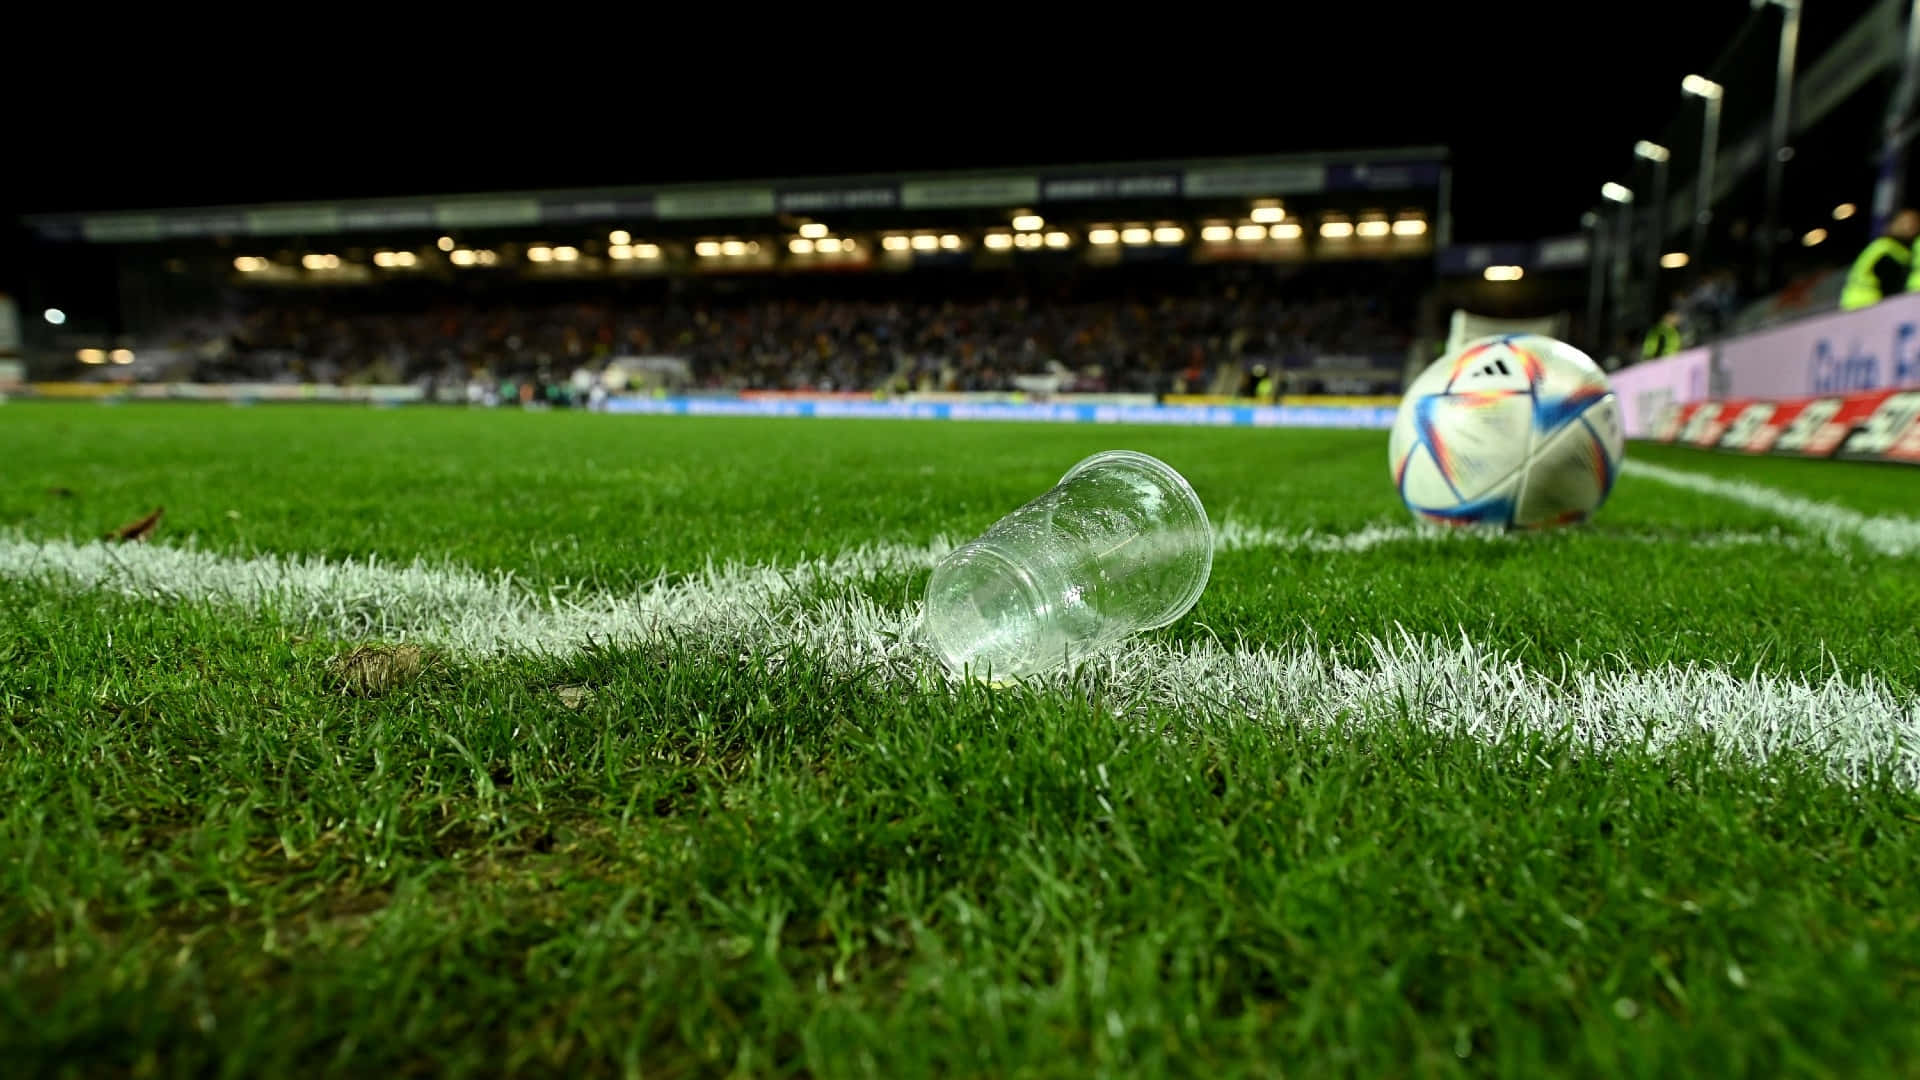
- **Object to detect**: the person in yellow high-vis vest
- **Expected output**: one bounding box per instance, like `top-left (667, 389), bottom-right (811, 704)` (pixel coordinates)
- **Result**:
top-left (1841, 208), bottom-right (1920, 310)
top-left (1642, 310), bottom-right (1683, 359)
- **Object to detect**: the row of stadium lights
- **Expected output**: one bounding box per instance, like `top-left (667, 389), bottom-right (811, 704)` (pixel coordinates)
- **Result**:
top-left (225, 204), bottom-right (1430, 275)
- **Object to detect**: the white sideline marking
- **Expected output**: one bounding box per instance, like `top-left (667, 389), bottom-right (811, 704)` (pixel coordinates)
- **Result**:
top-left (1, 524), bottom-right (1912, 787)
top-left (1624, 459), bottom-right (1920, 557)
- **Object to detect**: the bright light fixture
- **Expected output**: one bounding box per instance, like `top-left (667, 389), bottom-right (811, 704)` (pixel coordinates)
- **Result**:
top-left (1320, 221), bottom-right (1354, 238)
top-left (911, 234), bottom-right (939, 251)
top-left (1272, 222), bottom-right (1303, 240)
top-left (1682, 74), bottom-right (1724, 100)
top-left (1088, 227), bottom-right (1119, 245)
top-left (527, 246), bottom-right (553, 263)
top-left (798, 223), bottom-right (829, 239)
top-left (609, 230), bottom-right (630, 246)
top-left (1250, 206), bottom-right (1285, 224)
top-left (1833, 203), bottom-right (1857, 221)
top-left (1483, 265), bottom-right (1524, 281)
top-left (1012, 214), bottom-right (1044, 231)
top-left (984, 233), bottom-right (1014, 250)
top-left (1201, 225), bottom-right (1234, 243)
top-left (44, 308), bottom-right (67, 325)
top-left (1392, 218), bottom-right (1428, 236)
top-left (1601, 182), bottom-right (1634, 203)
top-left (882, 235), bottom-right (911, 251)
top-left (1634, 140), bottom-right (1671, 163)
top-left (695, 241), bottom-right (722, 257)
top-left (1660, 251), bottom-right (1690, 268)
top-left (1355, 220), bottom-right (1391, 238)
top-left (1044, 231), bottom-right (1070, 248)
top-left (1120, 227), bottom-right (1152, 245)
top-left (788, 237), bottom-right (814, 254)
top-left (1802, 228), bottom-right (1828, 247)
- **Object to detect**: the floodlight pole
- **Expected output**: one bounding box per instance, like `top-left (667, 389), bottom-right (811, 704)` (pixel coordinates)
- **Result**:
top-left (1873, 0), bottom-right (1920, 234)
top-left (1636, 142), bottom-right (1671, 330)
top-left (1585, 210), bottom-right (1608, 357)
top-left (1686, 79), bottom-right (1724, 266)
top-left (1758, 0), bottom-right (1802, 292)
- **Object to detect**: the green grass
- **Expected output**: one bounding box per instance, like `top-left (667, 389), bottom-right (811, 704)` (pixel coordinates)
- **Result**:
top-left (3, 402), bottom-right (1918, 1077)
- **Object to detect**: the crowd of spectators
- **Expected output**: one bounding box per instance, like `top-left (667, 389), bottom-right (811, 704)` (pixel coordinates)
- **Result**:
top-left (131, 268), bottom-right (1417, 398)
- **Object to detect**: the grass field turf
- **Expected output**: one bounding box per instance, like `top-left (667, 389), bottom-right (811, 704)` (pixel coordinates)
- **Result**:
top-left (2, 402), bottom-right (1918, 1076)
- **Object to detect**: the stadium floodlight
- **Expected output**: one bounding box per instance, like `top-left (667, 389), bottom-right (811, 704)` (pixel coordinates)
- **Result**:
top-left (1272, 222), bottom-right (1303, 240)
top-left (695, 241), bottom-right (722, 257)
top-left (1392, 218), bottom-right (1428, 236)
top-left (798, 223), bottom-right (829, 239)
top-left (449, 249), bottom-right (477, 266)
top-left (609, 230), bottom-right (630, 246)
top-left (1355, 220), bottom-right (1391, 238)
top-left (110, 349), bottom-right (134, 365)
top-left (233, 256), bottom-right (266, 272)
top-left (719, 241), bottom-right (746, 257)
top-left (77, 348), bottom-right (106, 364)
top-left (553, 246), bottom-right (581, 262)
top-left (1087, 227), bottom-right (1119, 245)
top-left (911, 234), bottom-right (939, 251)
top-left (815, 238), bottom-right (844, 253)
top-left (301, 254), bottom-right (328, 270)
top-left (1044, 231), bottom-right (1070, 248)
top-left (1153, 226), bottom-right (1185, 244)
top-left (1634, 140), bottom-right (1671, 163)
top-left (43, 308), bottom-right (66, 325)
top-left (1681, 74), bottom-right (1723, 100)
top-left (373, 252), bottom-right (397, 268)
top-left (1833, 202), bottom-right (1857, 220)
top-left (940, 234), bottom-right (963, 250)
top-left (1802, 228), bottom-right (1827, 246)
top-left (1120, 227), bottom-right (1152, 245)
top-left (882, 235), bottom-right (911, 251)
top-left (633, 244), bottom-right (660, 259)
top-left (527, 246), bottom-right (554, 263)
top-left (1600, 182), bottom-right (1634, 204)
top-left (1249, 205), bottom-right (1285, 224)
top-left (788, 238), bottom-right (814, 255)
top-left (437, 236), bottom-right (456, 252)
top-left (1660, 251), bottom-right (1690, 268)
top-left (982, 233), bottom-right (1013, 251)
top-left (609, 244), bottom-right (635, 260)
top-left (1482, 265), bottom-right (1524, 281)
top-left (1320, 220), bottom-right (1355, 239)
top-left (1015, 232), bottom-right (1045, 249)
top-left (1234, 224), bottom-right (1267, 241)
top-left (1012, 214), bottom-right (1044, 232)
top-left (1200, 225), bottom-right (1234, 243)
top-left (394, 251), bottom-right (417, 267)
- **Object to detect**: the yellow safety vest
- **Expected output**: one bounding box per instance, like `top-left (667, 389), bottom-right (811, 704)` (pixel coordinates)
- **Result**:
top-left (1642, 323), bottom-right (1682, 359)
top-left (1842, 236), bottom-right (1912, 310)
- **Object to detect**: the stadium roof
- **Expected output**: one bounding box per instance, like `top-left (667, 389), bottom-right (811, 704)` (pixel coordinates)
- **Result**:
top-left (23, 149), bottom-right (1449, 245)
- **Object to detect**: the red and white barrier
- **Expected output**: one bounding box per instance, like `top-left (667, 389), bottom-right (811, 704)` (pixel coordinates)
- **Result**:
top-left (1655, 389), bottom-right (1920, 464)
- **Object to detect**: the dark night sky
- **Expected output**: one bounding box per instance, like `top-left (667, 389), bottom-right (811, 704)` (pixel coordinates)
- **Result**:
top-left (3, 1), bottom-right (1883, 244)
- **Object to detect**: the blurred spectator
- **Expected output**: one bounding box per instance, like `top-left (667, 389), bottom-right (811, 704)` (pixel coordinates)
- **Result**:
top-left (1840, 207), bottom-right (1919, 310)
top-left (1642, 305), bottom-right (1684, 359)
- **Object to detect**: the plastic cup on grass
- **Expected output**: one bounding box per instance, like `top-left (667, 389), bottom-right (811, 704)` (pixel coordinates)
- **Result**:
top-left (923, 450), bottom-right (1213, 681)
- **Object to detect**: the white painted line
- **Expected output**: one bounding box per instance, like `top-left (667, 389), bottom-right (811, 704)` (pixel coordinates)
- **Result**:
top-left (1624, 459), bottom-right (1920, 557)
top-left (2, 525), bottom-right (1910, 788)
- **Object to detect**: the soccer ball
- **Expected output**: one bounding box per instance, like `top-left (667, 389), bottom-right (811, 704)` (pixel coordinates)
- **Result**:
top-left (1389, 334), bottom-right (1626, 528)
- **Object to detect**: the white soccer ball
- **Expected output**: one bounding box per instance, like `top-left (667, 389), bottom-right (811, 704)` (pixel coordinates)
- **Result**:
top-left (1389, 334), bottom-right (1626, 528)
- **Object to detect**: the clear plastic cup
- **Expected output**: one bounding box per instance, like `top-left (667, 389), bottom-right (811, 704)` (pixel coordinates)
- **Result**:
top-left (923, 450), bottom-right (1213, 681)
